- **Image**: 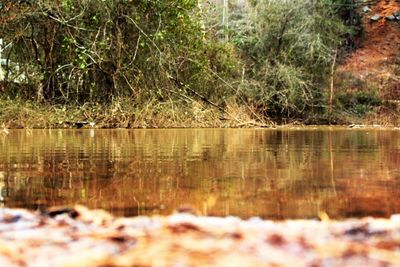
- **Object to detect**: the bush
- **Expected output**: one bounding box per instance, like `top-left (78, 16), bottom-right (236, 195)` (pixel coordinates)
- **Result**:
top-left (231, 0), bottom-right (348, 118)
top-left (0, 0), bottom-right (239, 105)
top-left (0, 0), bottom-right (364, 125)
top-left (336, 90), bottom-right (381, 117)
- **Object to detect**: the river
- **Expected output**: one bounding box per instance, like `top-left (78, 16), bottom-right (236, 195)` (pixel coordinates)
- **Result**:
top-left (0, 128), bottom-right (399, 219)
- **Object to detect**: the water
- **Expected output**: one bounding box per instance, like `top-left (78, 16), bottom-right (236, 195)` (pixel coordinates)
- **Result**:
top-left (0, 128), bottom-right (399, 220)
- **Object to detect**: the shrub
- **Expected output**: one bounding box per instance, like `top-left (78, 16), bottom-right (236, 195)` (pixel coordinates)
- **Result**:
top-left (231, 0), bottom-right (348, 118)
top-left (336, 90), bottom-right (381, 117)
top-left (0, 0), bottom-right (239, 105)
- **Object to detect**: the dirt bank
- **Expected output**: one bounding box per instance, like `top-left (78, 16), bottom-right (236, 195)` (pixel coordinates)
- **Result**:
top-left (338, 0), bottom-right (400, 99)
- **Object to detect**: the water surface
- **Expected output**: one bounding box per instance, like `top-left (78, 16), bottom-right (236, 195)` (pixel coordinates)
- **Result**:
top-left (1, 128), bottom-right (400, 219)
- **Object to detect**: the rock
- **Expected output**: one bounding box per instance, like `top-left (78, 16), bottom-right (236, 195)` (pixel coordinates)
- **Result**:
top-left (63, 121), bottom-right (94, 128)
top-left (386, 15), bottom-right (396, 21)
top-left (362, 6), bottom-right (371, 13)
top-left (370, 14), bottom-right (381, 21)
top-left (393, 11), bottom-right (400, 20)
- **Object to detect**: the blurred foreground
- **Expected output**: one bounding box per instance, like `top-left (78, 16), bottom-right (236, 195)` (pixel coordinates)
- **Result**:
top-left (0, 206), bottom-right (400, 266)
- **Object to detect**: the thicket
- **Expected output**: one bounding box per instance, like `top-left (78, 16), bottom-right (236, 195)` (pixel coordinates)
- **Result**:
top-left (229, 0), bottom-right (351, 118)
top-left (0, 0), bottom-right (360, 125)
top-left (0, 0), bottom-right (238, 104)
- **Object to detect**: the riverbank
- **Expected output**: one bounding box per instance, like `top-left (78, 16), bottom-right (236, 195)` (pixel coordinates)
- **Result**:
top-left (1, 97), bottom-right (400, 129)
top-left (333, 0), bottom-right (400, 127)
top-left (1, 1), bottom-right (399, 128)
top-left (1, 205), bottom-right (400, 267)
top-left (0, 98), bottom-right (270, 129)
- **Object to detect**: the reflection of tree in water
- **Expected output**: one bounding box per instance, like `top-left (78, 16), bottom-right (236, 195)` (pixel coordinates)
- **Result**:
top-left (0, 129), bottom-right (400, 219)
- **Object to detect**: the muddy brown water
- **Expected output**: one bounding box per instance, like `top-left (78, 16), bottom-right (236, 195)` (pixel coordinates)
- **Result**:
top-left (0, 128), bottom-right (400, 220)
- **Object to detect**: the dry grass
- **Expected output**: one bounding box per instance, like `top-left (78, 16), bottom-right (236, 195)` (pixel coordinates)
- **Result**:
top-left (1, 95), bottom-right (399, 129)
top-left (0, 98), bottom-right (273, 129)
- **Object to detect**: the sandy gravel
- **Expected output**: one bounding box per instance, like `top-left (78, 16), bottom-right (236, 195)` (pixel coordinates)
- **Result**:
top-left (0, 206), bottom-right (400, 267)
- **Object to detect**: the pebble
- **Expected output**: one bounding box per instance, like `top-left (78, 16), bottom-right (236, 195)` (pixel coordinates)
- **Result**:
top-left (370, 14), bottom-right (381, 21)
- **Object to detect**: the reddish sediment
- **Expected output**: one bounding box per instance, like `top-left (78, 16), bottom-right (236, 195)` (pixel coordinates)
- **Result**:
top-left (338, 0), bottom-right (400, 98)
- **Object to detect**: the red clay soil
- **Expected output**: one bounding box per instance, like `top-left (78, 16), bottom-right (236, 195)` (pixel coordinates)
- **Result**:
top-left (338, 0), bottom-right (400, 99)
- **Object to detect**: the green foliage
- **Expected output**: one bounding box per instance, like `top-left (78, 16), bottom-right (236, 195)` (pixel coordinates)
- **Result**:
top-left (0, 0), bottom-right (369, 125)
top-left (231, 0), bottom-right (348, 117)
top-left (331, 0), bottom-right (363, 52)
top-left (336, 90), bottom-right (381, 117)
top-left (0, 0), bottom-right (238, 104)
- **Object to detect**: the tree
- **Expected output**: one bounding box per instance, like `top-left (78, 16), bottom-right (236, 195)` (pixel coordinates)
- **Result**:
top-left (0, 0), bottom-right (238, 105)
top-left (232, 0), bottom-right (348, 118)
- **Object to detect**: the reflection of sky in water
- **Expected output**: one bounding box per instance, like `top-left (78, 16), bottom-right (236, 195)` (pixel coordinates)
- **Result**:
top-left (0, 128), bottom-right (400, 220)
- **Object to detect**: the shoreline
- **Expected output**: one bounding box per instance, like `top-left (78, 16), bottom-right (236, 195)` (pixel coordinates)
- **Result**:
top-left (3, 124), bottom-right (400, 131)
top-left (1, 98), bottom-right (400, 130)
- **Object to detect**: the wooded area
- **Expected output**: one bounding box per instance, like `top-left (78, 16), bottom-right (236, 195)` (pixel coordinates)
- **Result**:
top-left (0, 0), bottom-right (391, 127)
